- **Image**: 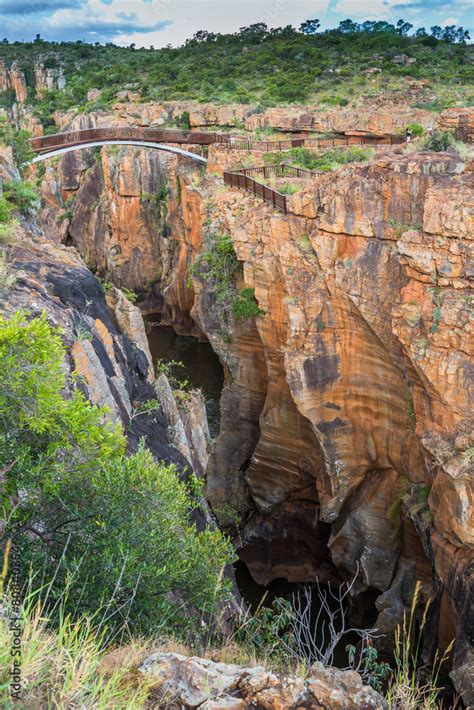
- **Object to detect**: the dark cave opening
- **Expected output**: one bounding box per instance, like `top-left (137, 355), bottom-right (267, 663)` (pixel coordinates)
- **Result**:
top-left (146, 317), bottom-right (224, 438)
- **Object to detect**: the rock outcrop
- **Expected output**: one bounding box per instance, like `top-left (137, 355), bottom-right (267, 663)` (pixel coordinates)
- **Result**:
top-left (0, 59), bottom-right (65, 104)
top-left (137, 652), bottom-right (385, 709)
top-left (0, 225), bottom-right (193, 470)
top-left (438, 106), bottom-right (474, 143)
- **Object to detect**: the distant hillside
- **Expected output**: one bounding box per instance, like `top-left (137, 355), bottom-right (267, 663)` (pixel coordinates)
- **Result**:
top-left (1, 20), bottom-right (473, 127)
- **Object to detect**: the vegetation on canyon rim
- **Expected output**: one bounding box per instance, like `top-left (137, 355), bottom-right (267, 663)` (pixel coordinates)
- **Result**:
top-left (0, 19), bottom-right (472, 126)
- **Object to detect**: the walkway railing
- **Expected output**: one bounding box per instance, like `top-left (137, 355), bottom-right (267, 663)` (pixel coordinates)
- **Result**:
top-left (235, 164), bottom-right (320, 179)
top-left (30, 128), bottom-right (405, 155)
top-left (219, 133), bottom-right (404, 152)
top-left (223, 163), bottom-right (320, 214)
top-left (219, 137), bottom-right (306, 151)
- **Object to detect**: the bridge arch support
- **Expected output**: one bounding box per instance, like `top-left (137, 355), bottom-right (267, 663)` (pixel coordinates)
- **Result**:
top-left (27, 140), bottom-right (208, 166)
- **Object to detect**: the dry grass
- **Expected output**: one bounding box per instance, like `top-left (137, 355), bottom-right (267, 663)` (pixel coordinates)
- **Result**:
top-left (386, 581), bottom-right (454, 709)
top-left (0, 592), bottom-right (152, 708)
top-left (0, 219), bottom-right (21, 246)
top-left (0, 251), bottom-right (17, 291)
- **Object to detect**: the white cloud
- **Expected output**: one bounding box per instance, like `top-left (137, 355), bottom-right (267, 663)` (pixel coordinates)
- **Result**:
top-left (46, 0), bottom-right (167, 32)
top-left (441, 16), bottom-right (459, 26)
top-left (110, 0), bottom-right (330, 47)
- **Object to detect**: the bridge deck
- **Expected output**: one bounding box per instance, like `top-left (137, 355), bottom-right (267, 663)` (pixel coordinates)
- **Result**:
top-left (30, 127), bottom-right (223, 153)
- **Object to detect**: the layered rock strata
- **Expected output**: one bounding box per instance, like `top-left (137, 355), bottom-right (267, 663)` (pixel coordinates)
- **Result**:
top-left (34, 111), bottom-right (473, 702)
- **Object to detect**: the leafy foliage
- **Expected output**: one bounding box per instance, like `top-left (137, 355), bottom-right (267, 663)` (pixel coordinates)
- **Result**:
top-left (264, 146), bottom-right (374, 172)
top-left (235, 597), bottom-right (295, 661)
top-left (346, 643), bottom-right (392, 692)
top-left (406, 123), bottom-right (424, 137)
top-left (232, 288), bottom-right (264, 320)
top-left (0, 21), bottom-right (471, 122)
top-left (2, 180), bottom-right (39, 216)
top-left (422, 130), bottom-right (456, 152)
top-left (188, 232), bottom-right (241, 327)
top-left (0, 311), bottom-right (234, 637)
top-left (0, 116), bottom-right (34, 170)
top-left (0, 196), bottom-right (12, 224)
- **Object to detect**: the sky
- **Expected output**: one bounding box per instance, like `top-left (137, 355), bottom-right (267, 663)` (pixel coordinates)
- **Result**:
top-left (0, 0), bottom-right (472, 47)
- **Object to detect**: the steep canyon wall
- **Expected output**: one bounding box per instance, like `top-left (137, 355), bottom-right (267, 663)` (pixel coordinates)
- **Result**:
top-left (34, 120), bottom-right (473, 702)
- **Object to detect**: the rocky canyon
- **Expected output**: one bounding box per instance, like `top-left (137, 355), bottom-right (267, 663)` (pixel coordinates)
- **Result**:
top-left (6, 99), bottom-right (466, 706)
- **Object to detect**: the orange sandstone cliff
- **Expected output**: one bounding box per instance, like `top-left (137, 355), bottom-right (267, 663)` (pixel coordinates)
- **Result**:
top-left (35, 112), bottom-right (473, 702)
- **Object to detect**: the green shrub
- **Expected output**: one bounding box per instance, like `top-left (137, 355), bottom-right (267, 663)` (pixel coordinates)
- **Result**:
top-left (173, 111), bottom-right (191, 129)
top-left (2, 180), bottom-right (39, 216)
top-left (232, 288), bottom-right (264, 320)
top-left (283, 146), bottom-right (373, 172)
top-left (0, 118), bottom-right (34, 171)
top-left (122, 287), bottom-right (138, 303)
top-left (406, 123), bottom-right (424, 137)
top-left (0, 311), bottom-right (234, 637)
top-left (0, 196), bottom-right (12, 224)
top-left (278, 182), bottom-right (300, 195)
top-left (422, 130), bottom-right (455, 152)
top-left (188, 232), bottom-right (241, 324)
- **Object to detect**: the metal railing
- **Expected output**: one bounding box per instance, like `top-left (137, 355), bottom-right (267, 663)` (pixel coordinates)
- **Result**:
top-left (223, 170), bottom-right (288, 213)
top-left (218, 137), bottom-right (306, 151)
top-left (219, 133), bottom-right (404, 152)
top-left (222, 163), bottom-right (321, 214)
top-left (30, 126), bottom-right (405, 155)
top-left (236, 163), bottom-right (320, 179)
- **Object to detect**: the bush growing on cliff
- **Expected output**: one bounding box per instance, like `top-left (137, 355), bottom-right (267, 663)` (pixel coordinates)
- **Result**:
top-left (0, 180), bottom-right (38, 224)
top-left (422, 130), bottom-right (455, 152)
top-left (232, 288), bottom-right (264, 320)
top-left (0, 196), bottom-right (12, 223)
top-left (2, 180), bottom-right (39, 216)
top-left (0, 117), bottom-right (34, 171)
top-left (266, 146), bottom-right (374, 172)
top-left (0, 310), bottom-right (234, 638)
top-left (188, 232), bottom-right (241, 327)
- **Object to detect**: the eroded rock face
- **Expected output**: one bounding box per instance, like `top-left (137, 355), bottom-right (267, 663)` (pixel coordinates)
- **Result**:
top-left (0, 227), bottom-right (190, 470)
top-left (438, 106), bottom-right (474, 143)
top-left (138, 652), bottom-right (386, 709)
top-left (0, 60), bottom-right (66, 104)
top-left (244, 105), bottom-right (434, 135)
top-left (33, 110), bottom-right (473, 701)
top-left (180, 151), bottom-right (472, 701)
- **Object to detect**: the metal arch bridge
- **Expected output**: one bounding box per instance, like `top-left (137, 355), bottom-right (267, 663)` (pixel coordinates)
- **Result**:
top-left (29, 140), bottom-right (208, 165)
top-left (28, 126), bottom-right (220, 165)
